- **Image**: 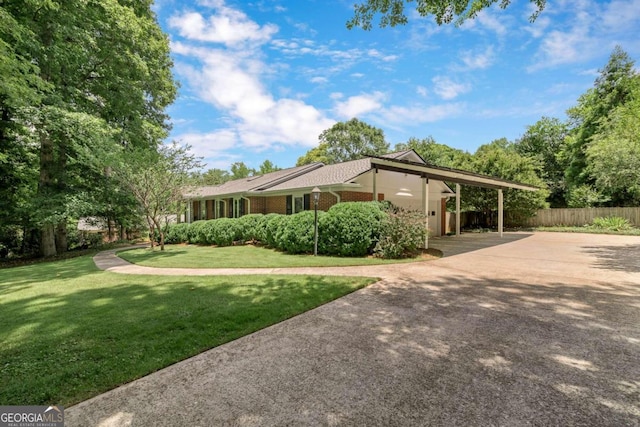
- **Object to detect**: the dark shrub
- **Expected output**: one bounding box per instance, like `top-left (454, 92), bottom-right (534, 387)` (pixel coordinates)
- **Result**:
top-left (319, 202), bottom-right (386, 257)
top-left (165, 223), bottom-right (190, 244)
top-left (265, 214), bottom-right (288, 248)
top-left (207, 218), bottom-right (239, 246)
top-left (277, 211), bottom-right (325, 254)
top-left (374, 207), bottom-right (427, 259)
top-left (235, 214), bottom-right (263, 242)
top-left (187, 220), bottom-right (208, 244)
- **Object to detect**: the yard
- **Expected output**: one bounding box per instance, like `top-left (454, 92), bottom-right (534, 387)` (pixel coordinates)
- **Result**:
top-left (117, 244), bottom-right (438, 268)
top-left (0, 254), bottom-right (374, 406)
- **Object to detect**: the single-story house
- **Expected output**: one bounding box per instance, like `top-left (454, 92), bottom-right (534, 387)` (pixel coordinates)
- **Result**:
top-left (183, 150), bottom-right (538, 247)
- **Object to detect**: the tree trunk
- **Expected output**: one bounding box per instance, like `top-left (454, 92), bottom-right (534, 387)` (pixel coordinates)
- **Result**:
top-left (147, 217), bottom-right (155, 249)
top-left (120, 224), bottom-right (126, 241)
top-left (152, 217), bottom-right (165, 251)
top-left (55, 221), bottom-right (67, 255)
top-left (41, 223), bottom-right (57, 257)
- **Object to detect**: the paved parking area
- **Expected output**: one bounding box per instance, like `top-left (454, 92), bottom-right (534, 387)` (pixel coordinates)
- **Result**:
top-left (68, 232), bottom-right (640, 426)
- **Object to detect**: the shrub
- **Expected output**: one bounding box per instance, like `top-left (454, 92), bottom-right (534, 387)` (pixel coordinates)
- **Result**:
top-left (235, 214), bottom-right (263, 242)
top-left (591, 216), bottom-right (631, 231)
top-left (265, 214), bottom-right (288, 248)
top-left (165, 223), bottom-right (190, 244)
top-left (187, 220), bottom-right (208, 244)
top-left (277, 211), bottom-right (325, 254)
top-left (319, 202), bottom-right (386, 256)
top-left (207, 218), bottom-right (240, 246)
top-left (256, 213), bottom-right (279, 243)
top-left (374, 207), bottom-right (427, 259)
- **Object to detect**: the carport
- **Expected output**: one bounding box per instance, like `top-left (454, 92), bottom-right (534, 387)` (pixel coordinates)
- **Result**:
top-left (368, 156), bottom-right (540, 248)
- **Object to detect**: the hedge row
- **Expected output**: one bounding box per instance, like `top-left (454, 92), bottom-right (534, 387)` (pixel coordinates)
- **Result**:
top-left (164, 202), bottom-right (425, 258)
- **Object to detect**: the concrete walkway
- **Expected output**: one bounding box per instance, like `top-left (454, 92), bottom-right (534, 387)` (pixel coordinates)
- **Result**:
top-left (68, 232), bottom-right (640, 426)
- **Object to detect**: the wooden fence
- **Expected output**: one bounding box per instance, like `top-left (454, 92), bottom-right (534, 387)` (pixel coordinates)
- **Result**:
top-left (445, 207), bottom-right (640, 231)
top-left (519, 207), bottom-right (640, 227)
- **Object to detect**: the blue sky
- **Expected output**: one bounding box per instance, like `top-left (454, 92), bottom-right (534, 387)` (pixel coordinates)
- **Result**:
top-left (152, 0), bottom-right (640, 171)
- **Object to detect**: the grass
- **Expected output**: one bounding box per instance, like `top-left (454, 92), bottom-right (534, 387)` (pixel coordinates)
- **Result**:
top-left (0, 255), bottom-right (375, 406)
top-left (117, 244), bottom-right (435, 268)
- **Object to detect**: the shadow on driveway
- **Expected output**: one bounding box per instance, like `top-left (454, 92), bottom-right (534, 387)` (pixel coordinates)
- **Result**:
top-left (430, 232), bottom-right (533, 257)
top-left (583, 244), bottom-right (640, 273)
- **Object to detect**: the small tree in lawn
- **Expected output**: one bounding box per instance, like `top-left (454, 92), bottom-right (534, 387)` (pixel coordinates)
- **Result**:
top-left (118, 142), bottom-right (201, 250)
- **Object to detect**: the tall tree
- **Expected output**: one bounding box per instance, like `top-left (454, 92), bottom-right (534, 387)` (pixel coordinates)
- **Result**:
top-left (196, 168), bottom-right (231, 186)
top-left (515, 117), bottom-right (570, 207)
top-left (395, 136), bottom-right (471, 169)
top-left (309, 118), bottom-right (389, 165)
top-left (564, 47), bottom-right (638, 200)
top-left (347, 0), bottom-right (546, 29)
top-left (1, 0), bottom-right (177, 256)
top-left (230, 162), bottom-right (255, 179)
top-left (463, 139), bottom-right (548, 221)
top-left (296, 143), bottom-right (330, 166)
top-left (258, 159), bottom-right (281, 174)
top-left (585, 79), bottom-right (640, 206)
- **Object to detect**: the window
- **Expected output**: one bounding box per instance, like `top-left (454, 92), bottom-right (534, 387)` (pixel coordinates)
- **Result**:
top-left (286, 195), bottom-right (293, 215)
top-left (304, 194), bottom-right (311, 210)
top-left (228, 198), bottom-right (233, 218)
top-left (294, 196), bottom-right (303, 213)
top-left (239, 199), bottom-right (246, 217)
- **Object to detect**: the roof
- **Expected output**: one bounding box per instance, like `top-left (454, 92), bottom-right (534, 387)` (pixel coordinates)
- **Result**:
top-left (185, 149), bottom-right (539, 199)
top-left (184, 163), bottom-right (322, 198)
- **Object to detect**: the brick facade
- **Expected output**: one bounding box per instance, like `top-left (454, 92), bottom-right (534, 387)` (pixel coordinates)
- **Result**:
top-left (249, 197), bottom-right (267, 214)
top-left (339, 191), bottom-right (385, 203)
top-left (266, 195), bottom-right (287, 214)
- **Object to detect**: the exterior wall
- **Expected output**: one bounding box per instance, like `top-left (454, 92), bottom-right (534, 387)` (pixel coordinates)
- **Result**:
top-left (266, 195), bottom-right (287, 214)
top-left (338, 191), bottom-right (385, 203)
top-left (192, 201), bottom-right (201, 221)
top-left (249, 197), bottom-right (267, 214)
top-left (206, 200), bottom-right (214, 220)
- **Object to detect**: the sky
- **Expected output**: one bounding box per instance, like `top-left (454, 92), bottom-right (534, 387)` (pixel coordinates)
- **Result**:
top-left (152, 0), bottom-right (640, 171)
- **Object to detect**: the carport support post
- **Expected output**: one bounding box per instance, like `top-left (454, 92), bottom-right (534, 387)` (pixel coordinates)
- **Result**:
top-left (422, 177), bottom-right (429, 249)
top-left (455, 184), bottom-right (461, 236)
top-left (372, 168), bottom-right (378, 201)
top-left (498, 189), bottom-right (504, 237)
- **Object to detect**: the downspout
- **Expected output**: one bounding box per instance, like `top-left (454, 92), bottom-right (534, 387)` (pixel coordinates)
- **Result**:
top-left (328, 190), bottom-right (341, 204)
top-left (241, 196), bottom-right (251, 215)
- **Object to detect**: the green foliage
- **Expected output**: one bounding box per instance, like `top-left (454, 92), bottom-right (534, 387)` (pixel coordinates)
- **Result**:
top-left (276, 211), bottom-right (325, 254)
top-left (230, 162), bottom-right (254, 179)
top-left (235, 214), bottom-right (263, 242)
top-left (206, 218), bottom-right (239, 246)
top-left (374, 207), bottom-right (426, 259)
top-left (346, 0), bottom-right (546, 29)
top-left (265, 214), bottom-right (289, 248)
top-left (566, 185), bottom-right (609, 208)
top-left (195, 168), bottom-right (230, 185)
top-left (319, 202), bottom-right (386, 256)
top-left (298, 118), bottom-right (389, 166)
top-left (165, 223), bottom-right (190, 244)
top-left (255, 213), bottom-right (279, 244)
top-left (257, 160), bottom-right (281, 174)
top-left (591, 217), bottom-right (631, 231)
top-left (395, 136), bottom-right (471, 168)
top-left (187, 220), bottom-right (208, 244)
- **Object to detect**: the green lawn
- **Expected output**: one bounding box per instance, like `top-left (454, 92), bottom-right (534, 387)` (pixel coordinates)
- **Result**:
top-left (117, 244), bottom-right (433, 268)
top-left (0, 255), bottom-right (374, 406)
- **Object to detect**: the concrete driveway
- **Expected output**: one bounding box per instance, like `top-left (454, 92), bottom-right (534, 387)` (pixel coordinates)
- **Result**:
top-left (67, 232), bottom-right (640, 426)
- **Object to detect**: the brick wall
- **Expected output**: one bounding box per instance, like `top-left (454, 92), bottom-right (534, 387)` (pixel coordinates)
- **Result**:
top-left (266, 196), bottom-right (287, 214)
top-left (339, 191), bottom-right (384, 202)
top-left (249, 197), bottom-right (267, 214)
top-left (206, 200), bottom-right (214, 219)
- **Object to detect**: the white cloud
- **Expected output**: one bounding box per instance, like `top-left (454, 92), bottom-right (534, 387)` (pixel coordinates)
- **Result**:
top-left (602, 0), bottom-right (640, 32)
top-left (168, 5), bottom-right (278, 47)
top-left (367, 49), bottom-right (399, 62)
top-left (432, 76), bottom-right (471, 100)
top-left (310, 76), bottom-right (328, 84)
top-left (334, 92), bottom-right (386, 118)
top-left (416, 86), bottom-right (428, 97)
top-left (459, 46), bottom-right (495, 70)
top-left (175, 129), bottom-right (241, 169)
top-left (351, 73), bottom-right (365, 78)
top-left (381, 103), bottom-right (464, 124)
top-left (462, 9), bottom-right (508, 36)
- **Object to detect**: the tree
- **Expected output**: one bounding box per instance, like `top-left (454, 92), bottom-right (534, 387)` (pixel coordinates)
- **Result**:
top-left (117, 143), bottom-right (201, 251)
top-left (230, 162), bottom-right (255, 179)
top-left (346, 0), bottom-right (546, 29)
top-left (1, 0), bottom-right (176, 256)
top-left (258, 159), bottom-right (281, 174)
top-left (395, 136), bottom-right (471, 169)
top-left (463, 139), bottom-right (548, 222)
top-left (296, 143), bottom-right (330, 166)
top-left (585, 80), bottom-right (640, 206)
top-left (313, 118), bottom-right (389, 164)
top-left (196, 168), bottom-right (231, 185)
top-left (515, 117), bottom-right (570, 207)
top-left (564, 47), bottom-right (638, 197)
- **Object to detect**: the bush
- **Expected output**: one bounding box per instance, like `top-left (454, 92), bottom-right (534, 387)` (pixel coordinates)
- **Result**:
top-left (374, 207), bottom-right (427, 259)
top-left (235, 214), bottom-right (263, 242)
top-left (165, 223), bottom-right (190, 244)
top-left (187, 220), bottom-right (208, 244)
top-left (319, 202), bottom-right (386, 256)
top-left (207, 218), bottom-right (239, 246)
top-left (277, 211), bottom-right (324, 254)
top-left (264, 214), bottom-right (288, 248)
top-left (591, 216), bottom-right (631, 231)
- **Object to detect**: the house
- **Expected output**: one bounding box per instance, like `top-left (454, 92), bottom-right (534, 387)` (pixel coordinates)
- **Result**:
top-left (184, 150), bottom-right (538, 246)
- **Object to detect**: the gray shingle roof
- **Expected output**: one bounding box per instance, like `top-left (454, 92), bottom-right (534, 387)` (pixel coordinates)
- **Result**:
top-left (262, 158), bottom-right (372, 192)
top-left (184, 163), bottom-right (322, 198)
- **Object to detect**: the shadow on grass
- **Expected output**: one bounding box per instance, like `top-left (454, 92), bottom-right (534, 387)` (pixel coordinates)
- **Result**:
top-left (0, 270), bottom-right (369, 406)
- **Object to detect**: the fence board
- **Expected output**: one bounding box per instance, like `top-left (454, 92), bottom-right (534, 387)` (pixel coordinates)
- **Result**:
top-left (522, 207), bottom-right (640, 227)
